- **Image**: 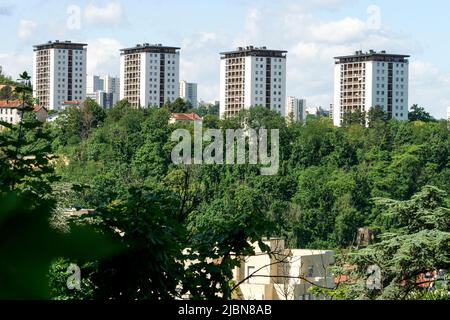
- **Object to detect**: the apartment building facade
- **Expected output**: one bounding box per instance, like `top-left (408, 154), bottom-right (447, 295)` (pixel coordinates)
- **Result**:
top-left (220, 46), bottom-right (287, 118)
top-left (120, 43), bottom-right (180, 108)
top-left (33, 41), bottom-right (87, 110)
top-left (180, 80), bottom-right (198, 108)
top-left (333, 50), bottom-right (409, 126)
top-left (233, 239), bottom-right (335, 300)
top-left (286, 97), bottom-right (306, 122)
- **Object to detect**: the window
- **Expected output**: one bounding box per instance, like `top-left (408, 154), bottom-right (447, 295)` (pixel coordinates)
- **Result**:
top-left (307, 266), bottom-right (314, 277)
top-left (247, 266), bottom-right (256, 284)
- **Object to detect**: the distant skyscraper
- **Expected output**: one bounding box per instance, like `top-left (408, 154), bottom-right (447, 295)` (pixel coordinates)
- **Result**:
top-left (286, 97), bottom-right (306, 122)
top-left (87, 75), bottom-right (104, 94)
top-left (120, 43), bottom-right (180, 107)
top-left (33, 40), bottom-right (87, 110)
top-left (220, 46), bottom-right (287, 118)
top-left (180, 80), bottom-right (198, 108)
top-left (87, 75), bottom-right (120, 108)
top-left (333, 50), bottom-right (409, 126)
top-left (101, 75), bottom-right (120, 106)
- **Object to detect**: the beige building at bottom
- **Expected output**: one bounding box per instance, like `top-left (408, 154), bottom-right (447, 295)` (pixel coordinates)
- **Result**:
top-left (233, 239), bottom-right (335, 300)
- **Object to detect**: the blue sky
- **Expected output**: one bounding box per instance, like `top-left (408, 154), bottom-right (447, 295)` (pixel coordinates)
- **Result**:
top-left (0, 0), bottom-right (449, 118)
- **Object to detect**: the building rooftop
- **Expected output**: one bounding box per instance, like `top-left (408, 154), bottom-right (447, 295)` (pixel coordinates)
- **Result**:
top-left (221, 46), bottom-right (288, 58)
top-left (171, 113), bottom-right (203, 121)
top-left (0, 100), bottom-right (46, 112)
top-left (62, 101), bottom-right (82, 106)
top-left (120, 43), bottom-right (180, 55)
top-left (335, 50), bottom-right (410, 63)
top-left (0, 100), bottom-right (23, 108)
top-left (33, 40), bottom-right (87, 51)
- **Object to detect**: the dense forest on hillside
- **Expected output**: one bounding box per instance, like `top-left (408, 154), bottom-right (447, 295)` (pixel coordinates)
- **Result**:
top-left (1, 79), bottom-right (449, 299)
top-left (50, 99), bottom-right (449, 248)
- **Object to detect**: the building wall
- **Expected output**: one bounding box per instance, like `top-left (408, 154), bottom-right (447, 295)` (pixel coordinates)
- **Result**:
top-left (180, 81), bottom-right (198, 108)
top-left (333, 64), bottom-right (342, 126)
top-left (219, 59), bottom-right (227, 118)
top-left (233, 239), bottom-right (335, 301)
top-left (286, 97), bottom-right (306, 122)
top-left (87, 75), bottom-right (104, 93)
top-left (220, 48), bottom-right (287, 119)
top-left (33, 43), bottom-right (87, 111)
top-left (121, 47), bottom-right (180, 108)
top-left (333, 52), bottom-right (409, 126)
top-left (0, 108), bottom-right (21, 125)
top-left (119, 55), bottom-right (125, 102)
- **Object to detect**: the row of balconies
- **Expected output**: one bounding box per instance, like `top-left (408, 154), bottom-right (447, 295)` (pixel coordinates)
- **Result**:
top-left (225, 78), bottom-right (245, 83)
top-left (226, 65), bottom-right (244, 72)
top-left (226, 58), bottom-right (244, 64)
top-left (225, 73), bottom-right (245, 77)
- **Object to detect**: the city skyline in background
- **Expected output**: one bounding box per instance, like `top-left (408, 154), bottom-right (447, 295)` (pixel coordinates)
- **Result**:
top-left (0, 0), bottom-right (449, 118)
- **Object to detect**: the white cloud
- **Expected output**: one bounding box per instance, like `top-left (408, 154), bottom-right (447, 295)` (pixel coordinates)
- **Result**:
top-left (0, 53), bottom-right (32, 78)
top-left (410, 61), bottom-right (450, 119)
top-left (87, 38), bottom-right (123, 76)
top-left (309, 17), bottom-right (368, 44)
top-left (84, 1), bottom-right (124, 25)
top-left (282, 0), bottom-right (357, 13)
top-left (17, 19), bottom-right (38, 41)
top-left (180, 31), bottom-right (229, 102)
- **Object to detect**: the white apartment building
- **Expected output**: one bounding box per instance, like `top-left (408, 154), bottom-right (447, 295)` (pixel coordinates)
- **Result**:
top-left (333, 50), bottom-right (409, 126)
top-left (286, 97), bottom-right (306, 122)
top-left (180, 80), bottom-right (198, 108)
top-left (220, 46), bottom-right (287, 118)
top-left (120, 43), bottom-right (180, 108)
top-left (33, 41), bottom-right (87, 110)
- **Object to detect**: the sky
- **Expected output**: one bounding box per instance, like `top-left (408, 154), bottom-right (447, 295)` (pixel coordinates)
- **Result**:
top-left (0, 0), bottom-right (449, 118)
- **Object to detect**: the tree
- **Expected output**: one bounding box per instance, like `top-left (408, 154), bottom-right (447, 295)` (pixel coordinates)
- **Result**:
top-left (73, 188), bottom-right (187, 300)
top-left (342, 110), bottom-right (366, 126)
top-left (367, 106), bottom-right (388, 128)
top-left (409, 104), bottom-right (434, 122)
top-left (338, 186), bottom-right (450, 300)
top-left (0, 72), bottom-right (116, 299)
top-left (165, 98), bottom-right (189, 113)
top-left (0, 85), bottom-right (13, 100)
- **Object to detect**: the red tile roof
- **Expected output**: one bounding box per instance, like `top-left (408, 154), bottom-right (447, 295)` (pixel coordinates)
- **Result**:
top-left (171, 113), bottom-right (203, 121)
top-left (0, 100), bottom-right (24, 108)
top-left (33, 105), bottom-right (48, 113)
top-left (63, 101), bottom-right (82, 106)
top-left (0, 100), bottom-right (46, 113)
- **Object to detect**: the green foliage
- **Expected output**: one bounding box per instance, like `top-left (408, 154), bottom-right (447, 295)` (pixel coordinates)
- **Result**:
top-left (164, 97), bottom-right (191, 113)
top-left (13, 94), bottom-right (447, 300)
top-left (195, 103), bottom-right (220, 117)
top-left (0, 85), bottom-right (14, 100)
top-left (337, 186), bottom-right (450, 300)
top-left (409, 104), bottom-right (434, 122)
top-left (342, 110), bottom-right (366, 127)
top-left (0, 72), bottom-right (117, 300)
